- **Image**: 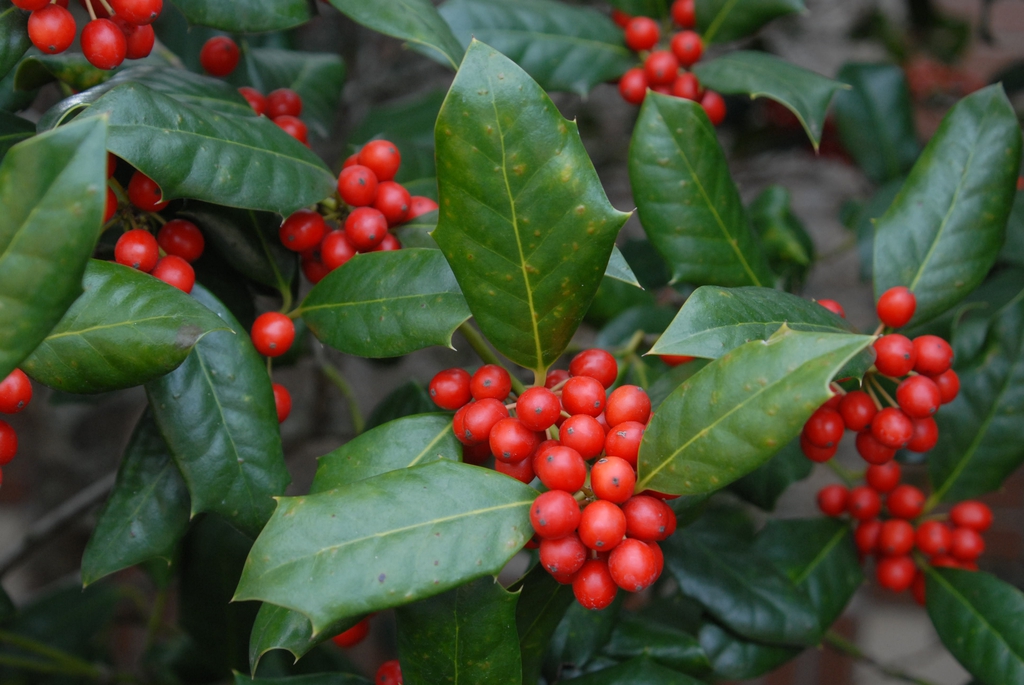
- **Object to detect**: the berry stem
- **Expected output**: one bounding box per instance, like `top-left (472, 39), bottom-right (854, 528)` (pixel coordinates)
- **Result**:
top-left (868, 374), bottom-right (898, 408)
top-left (863, 379), bottom-right (884, 411)
top-left (822, 631), bottom-right (939, 685)
top-left (317, 353), bottom-right (365, 435)
top-left (84, 0), bottom-right (97, 21)
top-left (456, 322), bottom-right (526, 395)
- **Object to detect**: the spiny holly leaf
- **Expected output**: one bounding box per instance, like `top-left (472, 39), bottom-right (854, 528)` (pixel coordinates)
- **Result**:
top-left (0, 1), bottom-right (29, 81)
top-left (560, 656), bottom-right (707, 684)
top-left (439, 0), bottom-right (634, 96)
top-left (146, 285), bottom-right (289, 539)
top-left (81, 409), bottom-right (190, 586)
top-left (637, 327), bottom-right (873, 495)
top-left (234, 675), bottom-right (371, 685)
top-left (434, 41), bottom-right (630, 375)
top-left (601, 617), bottom-right (711, 675)
top-left (240, 49), bottom-right (346, 139)
top-left (298, 249), bottom-right (471, 359)
top-left (696, 0), bottom-right (804, 43)
top-left (0, 109), bottom-right (33, 161)
top-left (173, 0), bottom-right (311, 32)
top-left (0, 117), bottom-right (106, 380)
top-left (728, 437), bottom-right (811, 511)
top-left (22, 260), bottom-right (227, 393)
top-left (327, 0), bottom-right (465, 70)
top-left (545, 597), bottom-right (622, 678)
top-left (511, 564), bottom-right (575, 685)
top-left (697, 622), bottom-right (801, 681)
top-left (629, 93), bottom-right (773, 288)
top-left (234, 460), bottom-right (535, 635)
top-left (605, 246), bottom-right (642, 288)
top-left (396, 576), bottom-right (521, 684)
top-left (925, 567), bottom-right (1024, 685)
top-left (1000, 190), bottom-right (1024, 268)
top-left (79, 82), bottom-right (335, 215)
top-left (14, 53), bottom-right (112, 92)
top-left (693, 52), bottom-right (846, 148)
top-left (874, 84), bottom-right (1022, 326)
top-left (312, 414), bottom-right (461, 492)
top-left (248, 603), bottom-right (364, 674)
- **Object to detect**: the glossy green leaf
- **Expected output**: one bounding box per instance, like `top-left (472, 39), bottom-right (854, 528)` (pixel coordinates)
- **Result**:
top-left (434, 41), bottom-right (630, 374)
top-left (0, 1), bottom-right (28, 81)
top-left (638, 328), bottom-right (873, 495)
top-left (605, 246), bottom-right (642, 288)
top-left (394, 210), bottom-right (439, 249)
top-left (647, 359), bottom-right (707, 410)
top-left (298, 249), bottom-right (471, 358)
top-left (0, 109), bottom-right (32, 160)
top-left (664, 521), bottom-right (819, 645)
top-left (696, 0), bottom-right (804, 43)
top-left (697, 622), bottom-right (801, 681)
top-left (999, 191), bottom-right (1024, 268)
top-left (248, 603), bottom-right (362, 674)
top-left (172, 0), bottom-right (311, 33)
top-left (925, 567), bottom-right (1024, 685)
top-left (234, 460), bottom-right (536, 634)
top-left (562, 656), bottom-right (706, 684)
top-left (242, 49), bottom-right (345, 139)
top-left (81, 409), bottom-right (190, 585)
top-left (0, 66), bottom-right (34, 113)
top-left (351, 91), bottom-right (446, 152)
top-left (146, 286), bottom-right (289, 539)
top-left (604, 0), bottom-right (668, 17)
top-left (313, 414), bottom-right (460, 493)
top-left (929, 298), bottom-right (1024, 503)
top-left (833, 63), bottom-right (919, 184)
top-left (14, 54), bottom-right (112, 92)
top-left (366, 380), bottom-right (437, 430)
top-left (873, 85), bottom-right (1022, 326)
top-left (545, 597), bottom-right (622, 678)
top-left (22, 260), bottom-right (227, 392)
top-left (629, 92), bottom-right (773, 288)
top-left (747, 185), bottom-right (814, 289)
top-left (602, 618), bottom-right (710, 675)
top-left (694, 52), bottom-right (846, 148)
top-left (80, 82), bottom-right (335, 215)
top-left (852, 177), bottom-right (903, 281)
top-left (178, 202), bottom-right (296, 292)
top-left (511, 564), bottom-right (575, 685)
top-left (397, 576), bottom-right (521, 684)
top-left (0, 118), bottom-right (106, 380)
top-left (595, 305), bottom-right (676, 350)
top-left (327, 0), bottom-right (464, 70)
top-left (728, 437), bottom-right (811, 511)
top-left (234, 674), bottom-right (370, 685)
top-left (439, 0), bottom-right (634, 96)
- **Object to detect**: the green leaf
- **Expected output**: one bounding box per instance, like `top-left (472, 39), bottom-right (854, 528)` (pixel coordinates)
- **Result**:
top-left (925, 567), bottom-right (1024, 685)
top-left (178, 202), bottom-right (296, 292)
top-left (439, 0), bottom-right (634, 96)
top-left (234, 674), bottom-right (371, 685)
top-left (327, 0), bottom-right (464, 70)
top-left (696, 0), bottom-right (804, 43)
top-left (693, 52), bottom-right (846, 148)
top-left (172, 0), bottom-right (311, 33)
top-left (647, 359), bottom-right (708, 410)
top-left (929, 298), bottom-right (1024, 503)
top-left (728, 437), bottom-right (811, 511)
top-left (595, 305), bottom-right (676, 350)
top-left (0, 109), bottom-right (32, 160)
top-left (396, 576), bottom-right (521, 684)
top-left (298, 249), bottom-right (471, 358)
top-left (638, 328), bottom-right (873, 495)
top-left (22, 260), bottom-right (227, 392)
top-left (999, 191), bottom-right (1024, 268)
top-left (851, 177), bottom-right (903, 281)
top-left (81, 409), bottom-right (190, 586)
top-left (248, 604), bottom-right (363, 674)
top-left (394, 210), bottom-right (440, 249)
top-left (241, 48), bottom-right (345, 139)
top-left (510, 564), bottom-right (575, 685)
top-left (5, 583), bottom-right (119, 662)
top-left (234, 460), bottom-right (535, 635)
top-left (545, 597), bottom-right (622, 678)
top-left (873, 84), bottom-right (1022, 326)
top-left (697, 622), bottom-right (801, 681)
top-left (312, 414), bottom-right (461, 493)
top-left (0, 117), bottom-right (106, 380)
top-left (747, 185), bottom-right (814, 289)
top-left (605, 246), bottom-right (642, 289)
top-left (351, 90), bottom-right (446, 151)
top-left (80, 82), bottom-right (335, 215)
top-left (602, 617), bottom-right (710, 675)
top-left (0, 1), bottom-right (29, 81)
top-left (434, 40), bottom-right (630, 374)
top-left (629, 93), bottom-right (773, 288)
top-left (0, 66), bottom-right (35, 113)
top-left (146, 285), bottom-right (289, 539)
top-left (14, 53), bottom-right (113, 92)
top-left (561, 656), bottom-right (706, 684)
top-left (833, 63), bottom-right (920, 184)
top-left (366, 380), bottom-right (437, 430)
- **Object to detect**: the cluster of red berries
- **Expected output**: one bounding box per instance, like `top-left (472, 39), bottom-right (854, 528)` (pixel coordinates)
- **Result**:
top-left (328, 618), bottom-right (403, 682)
top-left (19, 0), bottom-right (160, 70)
top-left (0, 369), bottom-right (33, 487)
top-left (236, 85), bottom-right (313, 146)
top-left (281, 139), bottom-right (438, 285)
top-left (612, 0), bottom-right (726, 125)
top-left (802, 287), bottom-right (958, 466)
top-left (429, 349), bottom-right (677, 610)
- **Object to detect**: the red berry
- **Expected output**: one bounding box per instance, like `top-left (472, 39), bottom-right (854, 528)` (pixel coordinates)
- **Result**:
top-left (800, 433), bottom-right (837, 463)
top-left (28, 5), bottom-right (76, 55)
top-left (470, 364), bottom-right (512, 402)
top-left (931, 554), bottom-right (976, 571)
top-left (671, 0), bottom-right (695, 27)
top-left (624, 16), bottom-right (660, 51)
top-left (118, 20), bottom-right (154, 59)
top-left (854, 519), bottom-right (881, 554)
top-left (618, 68), bottom-right (649, 105)
top-left (873, 334), bottom-right (916, 377)
top-left (272, 383), bottom-right (291, 423)
top-left (251, 312), bottom-right (296, 357)
top-left (669, 30), bottom-right (702, 67)
top-left (578, 500), bottom-right (627, 551)
top-left (0, 370), bottom-right (32, 415)
top-left (459, 399), bottom-right (509, 445)
top-left (876, 555), bottom-right (916, 592)
top-left (913, 335), bottom-right (954, 376)
top-left (670, 73), bottom-right (701, 100)
top-left (127, 171), bottom-right (168, 211)
top-left (266, 88), bottom-right (302, 118)
top-left (489, 417), bottom-right (540, 464)
top-left (344, 207), bottom-right (388, 252)
top-left (0, 420), bottom-right (17, 465)
top-left (876, 286), bottom-right (916, 328)
top-left (877, 519), bottom-right (915, 556)
top-left (109, 0), bottom-right (161, 25)
top-left (372, 233), bottom-right (401, 252)
top-left (604, 421), bottom-right (644, 467)
top-left (238, 87), bottom-right (266, 116)
top-left (570, 349), bottom-right (618, 388)
top-left (372, 181), bottom-right (411, 226)
top-left (545, 369), bottom-right (570, 389)
top-left (406, 196), bottom-right (439, 220)
top-left (866, 461), bottom-right (901, 493)
top-left (915, 520), bottom-right (951, 556)
top-left (949, 501), bottom-right (993, 532)
top-left (151, 255), bottom-right (194, 293)
top-left (621, 495), bottom-right (675, 541)
top-left (838, 390), bottom-right (877, 432)
top-left (104, 187), bottom-right (118, 223)
top-left (817, 484), bottom-right (848, 517)
top-left (700, 90), bottom-right (726, 126)
top-left (338, 165), bottom-right (379, 208)
top-left (896, 375), bottom-right (941, 418)
top-left (157, 219), bottom-right (204, 263)
top-left (559, 414), bottom-right (606, 460)
top-left (906, 416), bottom-right (938, 453)
top-left (887, 484), bottom-right (925, 520)
top-left (817, 299), bottom-right (846, 317)
top-left (847, 486), bottom-right (882, 521)
top-left (540, 532), bottom-right (587, 577)
top-left (604, 385), bottom-right (650, 426)
top-left (855, 430), bottom-right (896, 465)
top-left (429, 368), bottom-right (471, 410)
top-left (645, 540), bottom-right (664, 576)
top-left (515, 387), bottom-right (561, 431)
top-left (591, 457), bottom-right (636, 504)
top-left (950, 527), bottom-right (985, 562)
top-left (375, 659), bottom-right (402, 685)
top-left (608, 538), bottom-right (659, 592)
top-left (321, 230), bottom-right (357, 271)
top-left (331, 618), bottom-right (369, 648)
top-left (461, 441), bottom-right (491, 466)
top-left (274, 115), bottom-right (308, 144)
top-left (358, 140), bottom-right (402, 182)
top-left (279, 210), bottom-right (326, 253)
top-left (14, 0), bottom-right (50, 9)
top-left (611, 8), bottom-right (631, 28)
top-left (561, 376), bottom-right (606, 417)
top-left (573, 559), bottom-right (618, 610)
top-left (934, 369), bottom-right (960, 404)
top-left (644, 50), bottom-right (679, 87)
top-left (871, 407), bottom-right (913, 449)
top-left (912, 571), bottom-right (926, 605)
top-left (81, 18), bottom-right (127, 70)
top-left (530, 490), bottom-right (581, 539)
top-left (534, 445), bottom-right (587, 492)
top-left (301, 257), bottom-right (330, 284)
top-left (495, 455), bottom-right (535, 483)
top-left (115, 229), bottom-right (159, 272)
top-left (803, 407), bottom-right (845, 448)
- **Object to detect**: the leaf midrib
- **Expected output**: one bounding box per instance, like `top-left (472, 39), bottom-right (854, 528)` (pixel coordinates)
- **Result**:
top-left (298, 290), bottom-right (462, 315)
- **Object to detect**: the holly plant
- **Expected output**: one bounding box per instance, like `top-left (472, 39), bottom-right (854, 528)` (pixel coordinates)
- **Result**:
top-left (1, 0), bottom-right (1023, 684)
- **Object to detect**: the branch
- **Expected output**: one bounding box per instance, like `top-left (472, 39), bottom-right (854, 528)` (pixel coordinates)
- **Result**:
top-left (315, 346), bottom-right (365, 435)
